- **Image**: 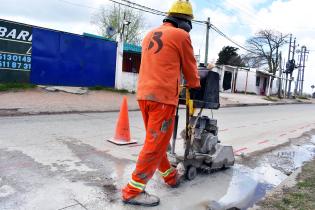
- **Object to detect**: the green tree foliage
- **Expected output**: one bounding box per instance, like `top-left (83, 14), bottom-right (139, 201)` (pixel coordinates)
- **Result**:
top-left (216, 46), bottom-right (245, 67)
top-left (244, 30), bottom-right (287, 75)
top-left (91, 5), bottom-right (145, 45)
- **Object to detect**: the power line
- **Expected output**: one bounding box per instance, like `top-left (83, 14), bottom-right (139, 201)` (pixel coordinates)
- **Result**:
top-left (60, 0), bottom-right (253, 54)
top-left (116, 0), bottom-right (254, 53)
top-left (120, 0), bottom-right (166, 16)
top-left (107, 0), bottom-right (166, 16)
top-left (111, 0), bottom-right (207, 25)
top-left (210, 24), bottom-right (256, 54)
top-left (58, 0), bottom-right (98, 10)
top-left (204, 0), bottom-right (237, 18)
top-left (223, 0), bottom-right (267, 27)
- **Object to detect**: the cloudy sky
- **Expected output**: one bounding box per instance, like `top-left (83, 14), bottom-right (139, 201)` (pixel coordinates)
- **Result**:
top-left (1, 0), bottom-right (314, 93)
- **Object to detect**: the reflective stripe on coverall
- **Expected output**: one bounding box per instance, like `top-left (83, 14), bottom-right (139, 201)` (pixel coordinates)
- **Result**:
top-left (122, 100), bottom-right (177, 200)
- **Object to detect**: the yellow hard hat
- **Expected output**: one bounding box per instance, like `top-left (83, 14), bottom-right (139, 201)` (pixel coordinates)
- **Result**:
top-left (168, 0), bottom-right (194, 19)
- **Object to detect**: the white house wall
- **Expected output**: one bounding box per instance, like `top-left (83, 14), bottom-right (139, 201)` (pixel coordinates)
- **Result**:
top-left (271, 79), bottom-right (278, 95)
top-left (120, 72), bottom-right (138, 92)
top-left (115, 62), bottom-right (281, 95)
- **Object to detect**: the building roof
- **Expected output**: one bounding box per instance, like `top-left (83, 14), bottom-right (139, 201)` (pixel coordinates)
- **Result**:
top-left (83, 33), bottom-right (141, 54)
top-left (83, 33), bottom-right (115, 42)
top-left (123, 43), bottom-right (142, 54)
top-left (256, 69), bottom-right (275, 77)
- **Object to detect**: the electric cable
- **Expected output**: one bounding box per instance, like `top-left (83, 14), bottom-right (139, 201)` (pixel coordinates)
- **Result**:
top-left (59, 0), bottom-right (256, 54)
top-left (58, 0), bottom-right (98, 10)
top-left (111, 0), bottom-right (207, 25)
top-left (108, 0), bottom-right (166, 16)
top-left (120, 0), bottom-right (166, 15)
top-left (210, 24), bottom-right (257, 54)
top-left (223, 0), bottom-right (267, 27)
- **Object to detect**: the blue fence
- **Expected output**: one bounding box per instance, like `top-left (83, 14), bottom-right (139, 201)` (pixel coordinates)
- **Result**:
top-left (31, 28), bottom-right (117, 87)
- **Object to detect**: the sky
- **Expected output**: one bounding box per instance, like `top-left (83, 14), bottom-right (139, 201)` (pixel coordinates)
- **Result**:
top-left (1, 0), bottom-right (314, 93)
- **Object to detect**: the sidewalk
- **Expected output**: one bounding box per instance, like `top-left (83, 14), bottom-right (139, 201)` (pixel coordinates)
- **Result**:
top-left (0, 87), bottom-right (313, 116)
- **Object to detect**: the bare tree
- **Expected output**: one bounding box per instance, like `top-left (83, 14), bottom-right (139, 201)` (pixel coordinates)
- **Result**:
top-left (91, 5), bottom-right (145, 45)
top-left (245, 30), bottom-right (288, 75)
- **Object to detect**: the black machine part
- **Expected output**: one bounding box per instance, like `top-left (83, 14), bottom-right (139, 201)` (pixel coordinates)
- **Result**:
top-left (179, 70), bottom-right (220, 109)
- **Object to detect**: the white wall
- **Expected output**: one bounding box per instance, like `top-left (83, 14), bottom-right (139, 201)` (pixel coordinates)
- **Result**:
top-left (115, 61), bottom-right (281, 95)
top-left (235, 69), bottom-right (259, 94)
top-left (115, 41), bottom-right (124, 90)
top-left (115, 40), bottom-right (139, 92)
top-left (271, 78), bottom-right (279, 95)
top-left (120, 72), bottom-right (138, 92)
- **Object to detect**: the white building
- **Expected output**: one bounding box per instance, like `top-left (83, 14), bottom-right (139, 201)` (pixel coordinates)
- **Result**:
top-left (213, 65), bottom-right (288, 96)
top-left (115, 45), bottom-right (290, 97)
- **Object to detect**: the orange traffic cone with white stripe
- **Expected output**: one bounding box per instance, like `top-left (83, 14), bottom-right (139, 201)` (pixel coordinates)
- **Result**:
top-left (107, 96), bottom-right (137, 145)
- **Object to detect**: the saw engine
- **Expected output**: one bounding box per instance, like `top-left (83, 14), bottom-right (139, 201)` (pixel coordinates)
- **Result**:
top-left (189, 116), bottom-right (218, 155)
top-left (181, 115), bottom-right (234, 174)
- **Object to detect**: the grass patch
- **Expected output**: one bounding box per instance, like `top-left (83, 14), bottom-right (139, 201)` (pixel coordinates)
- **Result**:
top-left (88, 86), bottom-right (131, 94)
top-left (264, 96), bottom-right (279, 102)
top-left (236, 91), bottom-right (257, 95)
top-left (297, 96), bottom-right (310, 100)
top-left (0, 83), bottom-right (36, 92)
top-left (257, 159), bottom-right (315, 210)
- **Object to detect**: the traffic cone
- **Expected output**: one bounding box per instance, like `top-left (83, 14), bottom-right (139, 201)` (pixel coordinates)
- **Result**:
top-left (107, 96), bottom-right (137, 145)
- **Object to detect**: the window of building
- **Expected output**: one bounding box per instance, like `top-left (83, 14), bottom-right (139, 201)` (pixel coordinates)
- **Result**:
top-left (256, 76), bottom-right (260, 86)
top-left (123, 52), bottom-right (141, 73)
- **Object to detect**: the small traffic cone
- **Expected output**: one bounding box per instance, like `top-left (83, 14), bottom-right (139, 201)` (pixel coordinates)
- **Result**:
top-left (107, 96), bottom-right (137, 145)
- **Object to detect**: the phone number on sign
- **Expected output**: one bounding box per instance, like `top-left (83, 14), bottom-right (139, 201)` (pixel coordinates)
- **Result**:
top-left (0, 53), bottom-right (31, 71)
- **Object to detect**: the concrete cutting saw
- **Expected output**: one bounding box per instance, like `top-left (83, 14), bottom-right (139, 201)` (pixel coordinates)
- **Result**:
top-left (169, 68), bottom-right (235, 180)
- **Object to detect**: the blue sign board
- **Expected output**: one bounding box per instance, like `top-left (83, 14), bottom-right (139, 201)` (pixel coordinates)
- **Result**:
top-left (0, 19), bottom-right (32, 82)
top-left (31, 28), bottom-right (117, 87)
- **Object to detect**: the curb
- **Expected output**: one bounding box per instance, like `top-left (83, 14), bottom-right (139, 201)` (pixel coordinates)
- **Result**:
top-left (222, 101), bottom-right (312, 108)
top-left (0, 102), bottom-right (313, 117)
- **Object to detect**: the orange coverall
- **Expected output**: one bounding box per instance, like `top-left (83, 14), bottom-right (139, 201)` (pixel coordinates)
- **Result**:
top-left (122, 22), bottom-right (200, 200)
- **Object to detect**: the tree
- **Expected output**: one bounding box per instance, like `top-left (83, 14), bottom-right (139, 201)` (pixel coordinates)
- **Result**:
top-left (216, 46), bottom-right (245, 67)
top-left (91, 5), bottom-right (145, 45)
top-left (244, 30), bottom-right (287, 75)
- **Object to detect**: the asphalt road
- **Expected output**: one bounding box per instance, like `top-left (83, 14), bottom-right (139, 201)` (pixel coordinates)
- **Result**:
top-left (0, 104), bottom-right (315, 210)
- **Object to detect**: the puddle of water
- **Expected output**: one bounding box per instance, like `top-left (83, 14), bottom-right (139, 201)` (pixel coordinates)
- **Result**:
top-left (240, 135), bottom-right (315, 209)
top-left (103, 136), bottom-right (315, 210)
top-left (215, 165), bottom-right (258, 209)
top-left (207, 135), bottom-right (315, 210)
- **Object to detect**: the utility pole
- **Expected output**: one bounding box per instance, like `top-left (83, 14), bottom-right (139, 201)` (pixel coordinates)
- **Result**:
top-left (294, 46), bottom-right (309, 95)
top-left (284, 34), bottom-right (292, 98)
top-left (300, 46), bottom-right (309, 95)
top-left (295, 47), bottom-right (303, 96)
top-left (287, 37), bottom-right (296, 98)
top-left (120, 12), bottom-right (126, 41)
top-left (277, 52), bottom-right (282, 98)
top-left (204, 17), bottom-right (211, 66)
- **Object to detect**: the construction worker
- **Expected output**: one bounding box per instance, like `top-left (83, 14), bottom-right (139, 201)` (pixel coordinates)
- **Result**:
top-left (122, 0), bottom-right (200, 207)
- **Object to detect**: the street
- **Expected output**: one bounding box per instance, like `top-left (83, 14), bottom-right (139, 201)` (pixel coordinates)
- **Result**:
top-left (0, 104), bottom-right (315, 210)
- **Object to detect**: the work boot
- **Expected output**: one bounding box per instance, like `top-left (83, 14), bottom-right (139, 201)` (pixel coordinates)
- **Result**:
top-left (170, 162), bottom-right (186, 188)
top-left (122, 191), bottom-right (160, 207)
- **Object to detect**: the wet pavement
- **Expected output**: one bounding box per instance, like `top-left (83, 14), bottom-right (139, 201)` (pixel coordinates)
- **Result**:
top-left (235, 134), bottom-right (315, 210)
top-left (0, 105), bottom-right (315, 210)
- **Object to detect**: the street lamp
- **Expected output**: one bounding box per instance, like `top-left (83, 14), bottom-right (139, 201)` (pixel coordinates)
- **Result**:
top-left (121, 20), bottom-right (131, 42)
